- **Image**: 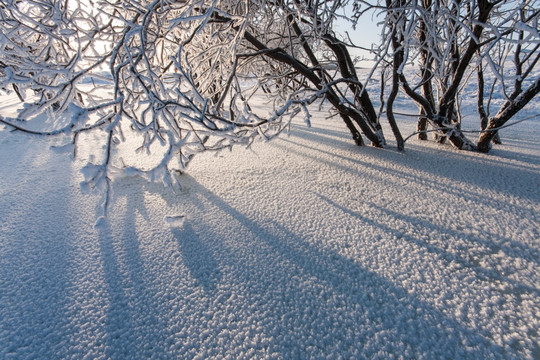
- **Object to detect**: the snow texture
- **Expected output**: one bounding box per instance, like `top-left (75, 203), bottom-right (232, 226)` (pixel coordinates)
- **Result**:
top-left (0, 93), bottom-right (539, 359)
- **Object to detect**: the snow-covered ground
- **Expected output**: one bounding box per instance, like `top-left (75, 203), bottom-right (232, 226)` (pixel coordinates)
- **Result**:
top-left (1, 92), bottom-right (539, 358)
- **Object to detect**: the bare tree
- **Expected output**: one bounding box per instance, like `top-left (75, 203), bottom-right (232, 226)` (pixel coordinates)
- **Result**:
top-left (376, 0), bottom-right (539, 150)
top-left (0, 1), bottom-right (387, 175)
top-left (0, 0), bottom-right (538, 205)
top-left (476, 1), bottom-right (540, 151)
top-left (378, 0), bottom-right (494, 149)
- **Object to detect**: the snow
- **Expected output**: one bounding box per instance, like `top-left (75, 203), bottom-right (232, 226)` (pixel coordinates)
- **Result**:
top-left (0, 93), bottom-right (539, 359)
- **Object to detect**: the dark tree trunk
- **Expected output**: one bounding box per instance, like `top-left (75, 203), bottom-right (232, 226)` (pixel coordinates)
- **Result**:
top-left (417, 2), bottom-right (435, 141)
top-left (477, 60), bottom-right (489, 130)
top-left (429, 0), bottom-right (494, 149)
top-left (242, 31), bottom-right (377, 145)
top-left (416, 0), bottom-right (435, 140)
top-left (387, 74), bottom-right (405, 151)
top-left (322, 34), bottom-right (385, 143)
top-left (477, 58), bottom-right (502, 145)
top-left (385, 0), bottom-right (406, 150)
top-left (478, 76), bottom-right (540, 152)
top-left (438, 0), bottom-right (493, 119)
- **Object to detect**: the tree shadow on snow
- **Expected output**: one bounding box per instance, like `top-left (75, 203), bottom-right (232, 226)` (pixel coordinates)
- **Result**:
top-left (272, 133), bottom-right (539, 264)
top-left (171, 222), bottom-right (221, 294)
top-left (0, 135), bottom-right (79, 359)
top-left (93, 176), bottom-right (224, 357)
top-left (95, 180), bottom-right (175, 359)
top-left (314, 192), bottom-right (539, 297)
top-left (177, 175), bottom-right (510, 358)
top-left (282, 124), bottom-right (540, 203)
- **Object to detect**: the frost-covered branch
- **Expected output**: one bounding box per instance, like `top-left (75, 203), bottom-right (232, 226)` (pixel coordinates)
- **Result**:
top-left (372, 0), bottom-right (539, 150)
top-left (1, 0), bottom-right (538, 211)
top-left (0, 0), bottom-right (390, 207)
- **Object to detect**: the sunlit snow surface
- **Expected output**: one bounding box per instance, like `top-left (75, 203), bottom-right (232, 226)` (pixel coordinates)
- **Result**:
top-left (0, 91), bottom-right (539, 359)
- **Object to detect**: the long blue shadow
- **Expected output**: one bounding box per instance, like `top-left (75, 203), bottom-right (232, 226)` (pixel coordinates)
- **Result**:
top-left (96, 178), bottom-right (173, 359)
top-left (0, 136), bottom-right (76, 359)
top-left (172, 222), bottom-right (221, 294)
top-left (314, 192), bottom-right (539, 297)
top-left (271, 138), bottom-right (539, 264)
top-left (181, 175), bottom-right (509, 359)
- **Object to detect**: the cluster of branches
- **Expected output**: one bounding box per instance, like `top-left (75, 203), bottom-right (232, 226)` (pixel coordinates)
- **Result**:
top-left (371, 0), bottom-right (540, 151)
top-left (0, 0), bottom-right (538, 198)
